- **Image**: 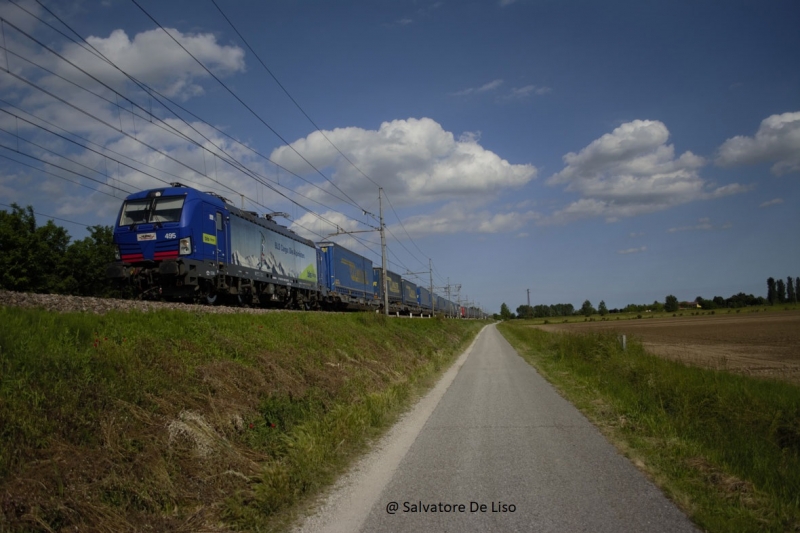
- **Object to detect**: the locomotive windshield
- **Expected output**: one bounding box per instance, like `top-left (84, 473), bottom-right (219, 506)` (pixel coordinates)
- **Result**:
top-left (119, 196), bottom-right (185, 226)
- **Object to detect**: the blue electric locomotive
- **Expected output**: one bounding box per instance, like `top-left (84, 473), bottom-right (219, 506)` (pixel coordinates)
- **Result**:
top-left (107, 183), bottom-right (320, 307)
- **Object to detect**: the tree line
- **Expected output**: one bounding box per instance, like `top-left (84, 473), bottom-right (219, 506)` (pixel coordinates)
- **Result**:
top-left (767, 277), bottom-right (799, 305)
top-left (0, 204), bottom-right (118, 297)
top-left (497, 275), bottom-right (798, 319)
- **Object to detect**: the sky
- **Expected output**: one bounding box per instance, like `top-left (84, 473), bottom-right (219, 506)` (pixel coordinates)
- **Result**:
top-left (0, 0), bottom-right (798, 313)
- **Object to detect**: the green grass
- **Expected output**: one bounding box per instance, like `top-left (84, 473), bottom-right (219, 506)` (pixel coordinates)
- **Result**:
top-left (497, 322), bottom-right (800, 533)
top-left (0, 306), bottom-right (485, 532)
top-left (516, 303), bottom-right (800, 325)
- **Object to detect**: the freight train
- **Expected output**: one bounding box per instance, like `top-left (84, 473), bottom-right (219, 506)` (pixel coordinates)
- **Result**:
top-left (106, 183), bottom-right (480, 316)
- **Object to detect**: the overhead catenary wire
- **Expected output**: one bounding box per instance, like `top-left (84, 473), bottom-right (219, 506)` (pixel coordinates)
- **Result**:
top-left (11, 2), bottom-right (456, 295)
top-left (128, 0), bottom-right (369, 215)
top-left (209, 0), bottom-right (437, 271)
top-left (28, 1), bottom-right (430, 270)
top-left (6, 3), bottom-right (377, 242)
top-left (0, 201), bottom-right (97, 228)
top-left (209, 0), bottom-right (381, 191)
top-left (0, 36), bottom-right (367, 250)
top-left (12, 0), bottom-right (367, 216)
top-left (0, 150), bottom-right (126, 198)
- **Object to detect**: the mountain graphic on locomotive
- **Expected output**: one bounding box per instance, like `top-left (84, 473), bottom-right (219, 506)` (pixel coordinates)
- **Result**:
top-left (107, 182), bottom-right (476, 316)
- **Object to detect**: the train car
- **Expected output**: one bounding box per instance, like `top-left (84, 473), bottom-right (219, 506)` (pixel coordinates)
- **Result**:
top-left (417, 286), bottom-right (432, 311)
top-left (401, 279), bottom-right (418, 311)
top-left (107, 183), bottom-right (320, 307)
top-left (372, 267), bottom-right (402, 311)
top-left (317, 241), bottom-right (376, 310)
top-left (436, 295), bottom-right (447, 315)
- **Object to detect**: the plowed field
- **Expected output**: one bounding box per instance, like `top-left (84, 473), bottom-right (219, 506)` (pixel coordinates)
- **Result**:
top-left (534, 311), bottom-right (800, 383)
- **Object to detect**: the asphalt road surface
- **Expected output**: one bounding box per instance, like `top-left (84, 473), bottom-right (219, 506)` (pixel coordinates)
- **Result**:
top-left (296, 324), bottom-right (697, 533)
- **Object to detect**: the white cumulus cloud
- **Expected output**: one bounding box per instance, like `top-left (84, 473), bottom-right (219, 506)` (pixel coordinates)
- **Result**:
top-left (545, 120), bottom-right (747, 223)
top-left (759, 198), bottom-right (783, 208)
top-left (270, 117), bottom-right (537, 207)
top-left (390, 202), bottom-right (540, 238)
top-left (506, 85), bottom-right (551, 99)
top-left (667, 217), bottom-right (732, 233)
top-left (716, 111), bottom-right (800, 175)
top-left (618, 246), bottom-right (647, 255)
top-left (59, 27), bottom-right (246, 99)
top-left (450, 79), bottom-right (504, 97)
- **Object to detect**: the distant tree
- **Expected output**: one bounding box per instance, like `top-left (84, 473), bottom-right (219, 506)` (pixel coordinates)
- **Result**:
top-left (580, 300), bottom-right (595, 317)
top-left (61, 225), bottom-right (116, 297)
top-left (767, 277), bottom-right (776, 304)
top-left (726, 292), bottom-right (754, 308)
top-left (788, 277), bottom-right (796, 304)
top-left (776, 279), bottom-right (786, 303)
top-left (532, 305), bottom-right (550, 318)
top-left (665, 295), bottom-right (679, 312)
top-left (516, 304), bottom-right (534, 319)
top-left (598, 300), bottom-right (608, 316)
top-left (713, 296), bottom-right (726, 308)
top-left (0, 204), bottom-right (71, 293)
top-left (552, 303), bottom-right (574, 316)
top-left (500, 302), bottom-right (514, 320)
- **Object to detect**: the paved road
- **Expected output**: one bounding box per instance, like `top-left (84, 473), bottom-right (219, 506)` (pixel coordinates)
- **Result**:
top-left (297, 324), bottom-right (697, 533)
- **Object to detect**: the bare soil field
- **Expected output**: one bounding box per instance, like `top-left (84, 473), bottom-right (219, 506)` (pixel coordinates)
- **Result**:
top-left (534, 311), bottom-right (800, 384)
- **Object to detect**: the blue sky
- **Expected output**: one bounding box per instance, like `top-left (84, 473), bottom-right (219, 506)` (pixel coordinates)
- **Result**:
top-left (0, 0), bottom-right (798, 313)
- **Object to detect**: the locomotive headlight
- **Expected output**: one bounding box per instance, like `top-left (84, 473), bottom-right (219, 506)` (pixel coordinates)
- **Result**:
top-left (179, 237), bottom-right (192, 255)
top-left (114, 245), bottom-right (120, 261)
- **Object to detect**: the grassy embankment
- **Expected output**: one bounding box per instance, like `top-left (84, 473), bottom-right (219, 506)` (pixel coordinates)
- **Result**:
top-left (498, 321), bottom-right (800, 533)
top-left (0, 306), bottom-right (485, 532)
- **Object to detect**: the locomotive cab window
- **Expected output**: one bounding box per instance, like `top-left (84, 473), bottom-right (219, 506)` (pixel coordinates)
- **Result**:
top-left (216, 212), bottom-right (223, 231)
top-left (151, 197), bottom-right (184, 223)
top-left (119, 196), bottom-right (185, 226)
top-left (119, 199), bottom-right (151, 226)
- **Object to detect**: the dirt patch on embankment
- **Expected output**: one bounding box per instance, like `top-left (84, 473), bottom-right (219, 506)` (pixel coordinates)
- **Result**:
top-left (533, 311), bottom-right (800, 383)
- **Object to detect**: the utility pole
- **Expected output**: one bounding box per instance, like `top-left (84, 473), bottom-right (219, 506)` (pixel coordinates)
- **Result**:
top-left (527, 288), bottom-right (531, 307)
top-left (324, 192), bottom-right (387, 315)
top-left (429, 258), bottom-right (435, 315)
top-left (406, 261), bottom-right (434, 317)
top-left (379, 188), bottom-right (389, 316)
top-left (445, 277), bottom-right (451, 318)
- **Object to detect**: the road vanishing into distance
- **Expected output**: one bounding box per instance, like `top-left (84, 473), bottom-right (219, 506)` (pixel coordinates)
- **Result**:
top-left (296, 324), bottom-right (697, 533)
